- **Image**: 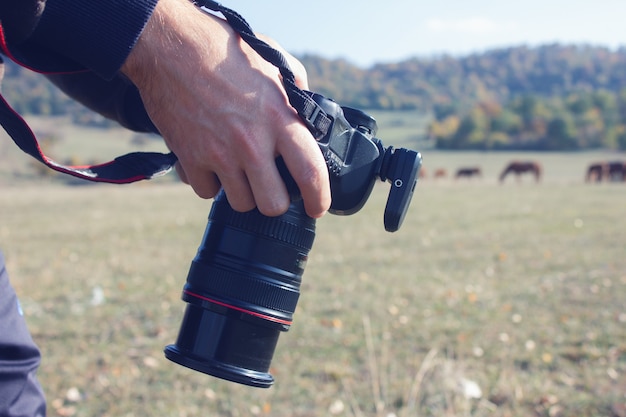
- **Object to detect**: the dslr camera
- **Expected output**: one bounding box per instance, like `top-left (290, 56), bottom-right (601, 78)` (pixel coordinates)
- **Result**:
top-left (164, 92), bottom-right (422, 387)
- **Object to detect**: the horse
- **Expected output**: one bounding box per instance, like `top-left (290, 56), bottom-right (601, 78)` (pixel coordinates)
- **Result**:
top-left (607, 161), bottom-right (626, 182)
top-left (455, 167), bottom-right (482, 179)
top-left (586, 161), bottom-right (626, 182)
top-left (585, 162), bottom-right (606, 182)
top-left (433, 168), bottom-right (447, 179)
top-left (499, 161), bottom-right (542, 183)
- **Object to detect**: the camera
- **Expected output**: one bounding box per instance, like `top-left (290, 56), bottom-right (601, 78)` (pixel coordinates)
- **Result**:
top-left (164, 92), bottom-right (422, 387)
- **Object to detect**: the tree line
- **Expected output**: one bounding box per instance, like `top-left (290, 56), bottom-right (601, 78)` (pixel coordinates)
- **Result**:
top-left (4, 43), bottom-right (626, 150)
top-left (429, 90), bottom-right (626, 151)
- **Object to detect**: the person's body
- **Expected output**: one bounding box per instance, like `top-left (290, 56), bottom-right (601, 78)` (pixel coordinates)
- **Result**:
top-left (0, 0), bottom-right (330, 414)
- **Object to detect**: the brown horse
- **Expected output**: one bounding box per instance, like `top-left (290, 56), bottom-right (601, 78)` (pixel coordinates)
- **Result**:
top-left (499, 161), bottom-right (542, 183)
top-left (586, 161), bottom-right (626, 182)
top-left (455, 167), bottom-right (482, 179)
top-left (607, 161), bottom-right (626, 182)
top-left (586, 162), bottom-right (605, 182)
top-left (433, 168), bottom-right (447, 179)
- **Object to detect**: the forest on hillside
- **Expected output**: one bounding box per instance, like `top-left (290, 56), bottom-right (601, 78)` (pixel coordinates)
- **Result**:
top-left (3, 43), bottom-right (626, 150)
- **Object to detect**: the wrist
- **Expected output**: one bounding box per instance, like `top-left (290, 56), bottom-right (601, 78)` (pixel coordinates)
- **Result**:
top-left (122, 0), bottom-right (193, 87)
top-left (122, 0), bottom-right (232, 90)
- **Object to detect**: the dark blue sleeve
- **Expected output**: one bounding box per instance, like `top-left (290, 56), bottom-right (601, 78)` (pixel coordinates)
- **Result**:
top-left (4, 0), bottom-right (158, 79)
top-left (46, 71), bottom-right (159, 133)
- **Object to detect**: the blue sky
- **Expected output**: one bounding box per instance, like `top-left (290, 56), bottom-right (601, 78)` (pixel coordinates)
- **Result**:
top-left (224, 0), bottom-right (626, 67)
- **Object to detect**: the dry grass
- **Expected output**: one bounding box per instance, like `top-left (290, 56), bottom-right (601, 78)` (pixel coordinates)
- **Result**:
top-left (2, 111), bottom-right (626, 416)
top-left (2, 148), bottom-right (625, 417)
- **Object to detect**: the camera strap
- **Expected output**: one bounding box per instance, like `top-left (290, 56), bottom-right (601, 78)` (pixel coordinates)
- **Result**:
top-left (0, 93), bottom-right (178, 183)
top-left (0, 2), bottom-right (330, 184)
top-left (0, 25), bottom-right (177, 184)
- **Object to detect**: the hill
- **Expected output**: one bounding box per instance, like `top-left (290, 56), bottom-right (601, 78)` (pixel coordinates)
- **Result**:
top-left (4, 43), bottom-right (625, 114)
top-left (301, 44), bottom-right (626, 111)
top-left (3, 43), bottom-right (626, 150)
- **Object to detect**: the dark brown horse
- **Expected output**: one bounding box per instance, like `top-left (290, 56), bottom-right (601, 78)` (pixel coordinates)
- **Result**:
top-left (607, 161), bottom-right (626, 182)
top-left (586, 161), bottom-right (626, 182)
top-left (455, 167), bottom-right (482, 179)
top-left (586, 162), bottom-right (605, 182)
top-left (499, 161), bottom-right (542, 183)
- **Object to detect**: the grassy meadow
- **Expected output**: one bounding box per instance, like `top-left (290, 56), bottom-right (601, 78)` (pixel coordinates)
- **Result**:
top-left (1, 116), bottom-right (625, 416)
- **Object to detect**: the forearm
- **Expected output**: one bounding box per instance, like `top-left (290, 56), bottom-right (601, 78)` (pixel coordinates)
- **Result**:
top-left (1, 0), bottom-right (158, 79)
top-left (0, 0), bottom-right (160, 135)
top-left (45, 72), bottom-right (158, 133)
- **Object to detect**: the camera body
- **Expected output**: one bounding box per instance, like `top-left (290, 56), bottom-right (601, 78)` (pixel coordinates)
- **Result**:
top-left (164, 93), bottom-right (422, 387)
top-left (306, 92), bottom-right (420, 232)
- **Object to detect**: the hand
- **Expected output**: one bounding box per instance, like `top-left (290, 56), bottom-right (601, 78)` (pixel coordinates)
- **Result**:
top-left (121, 0), bottom-right (330, 218)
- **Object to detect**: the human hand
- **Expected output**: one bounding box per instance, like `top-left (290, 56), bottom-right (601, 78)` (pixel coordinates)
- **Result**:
top-left (121, 0), bottom-right (330, 218)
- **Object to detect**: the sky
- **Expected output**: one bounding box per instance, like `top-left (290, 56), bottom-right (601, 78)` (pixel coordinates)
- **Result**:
top-left (223, 0), bottom-right (626, 67)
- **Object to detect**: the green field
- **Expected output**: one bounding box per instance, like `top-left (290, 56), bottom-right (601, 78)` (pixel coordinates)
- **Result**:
top-left (1, 112), bottom-right (626, 416)
top-left (1, 146), bottom-right (625, 416)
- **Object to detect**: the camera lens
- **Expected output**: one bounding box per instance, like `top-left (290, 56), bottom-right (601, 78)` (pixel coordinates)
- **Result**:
top-left (165, 190), bottom-right (316, 388)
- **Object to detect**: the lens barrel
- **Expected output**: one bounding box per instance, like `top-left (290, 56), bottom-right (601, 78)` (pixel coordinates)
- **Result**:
top-left (165, 191), bottom-right (316, 388)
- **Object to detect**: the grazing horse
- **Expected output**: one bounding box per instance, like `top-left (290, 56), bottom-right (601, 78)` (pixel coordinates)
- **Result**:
top-left (499, 161), bottom-right (542, 183)
top-left (586, 161), bottom-right (626, 182)
top-left (586, 162), bottom-right (606, 182)
top-left (455, 167), bottom-right (482, 179)
top-left (433, 168), bottom-right (447, 179)
top-left (607, 161), bottom-right (626, 182)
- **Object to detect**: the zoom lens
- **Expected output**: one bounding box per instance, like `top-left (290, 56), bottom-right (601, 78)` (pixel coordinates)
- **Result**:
top-left (165, 190), bottom-right (316, 388)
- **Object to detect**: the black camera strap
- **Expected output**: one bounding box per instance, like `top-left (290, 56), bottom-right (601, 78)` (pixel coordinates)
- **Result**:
top-left (0, 92), bottom-right (178, 183)
top-left (0, 2), bottom-right (330, 184)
